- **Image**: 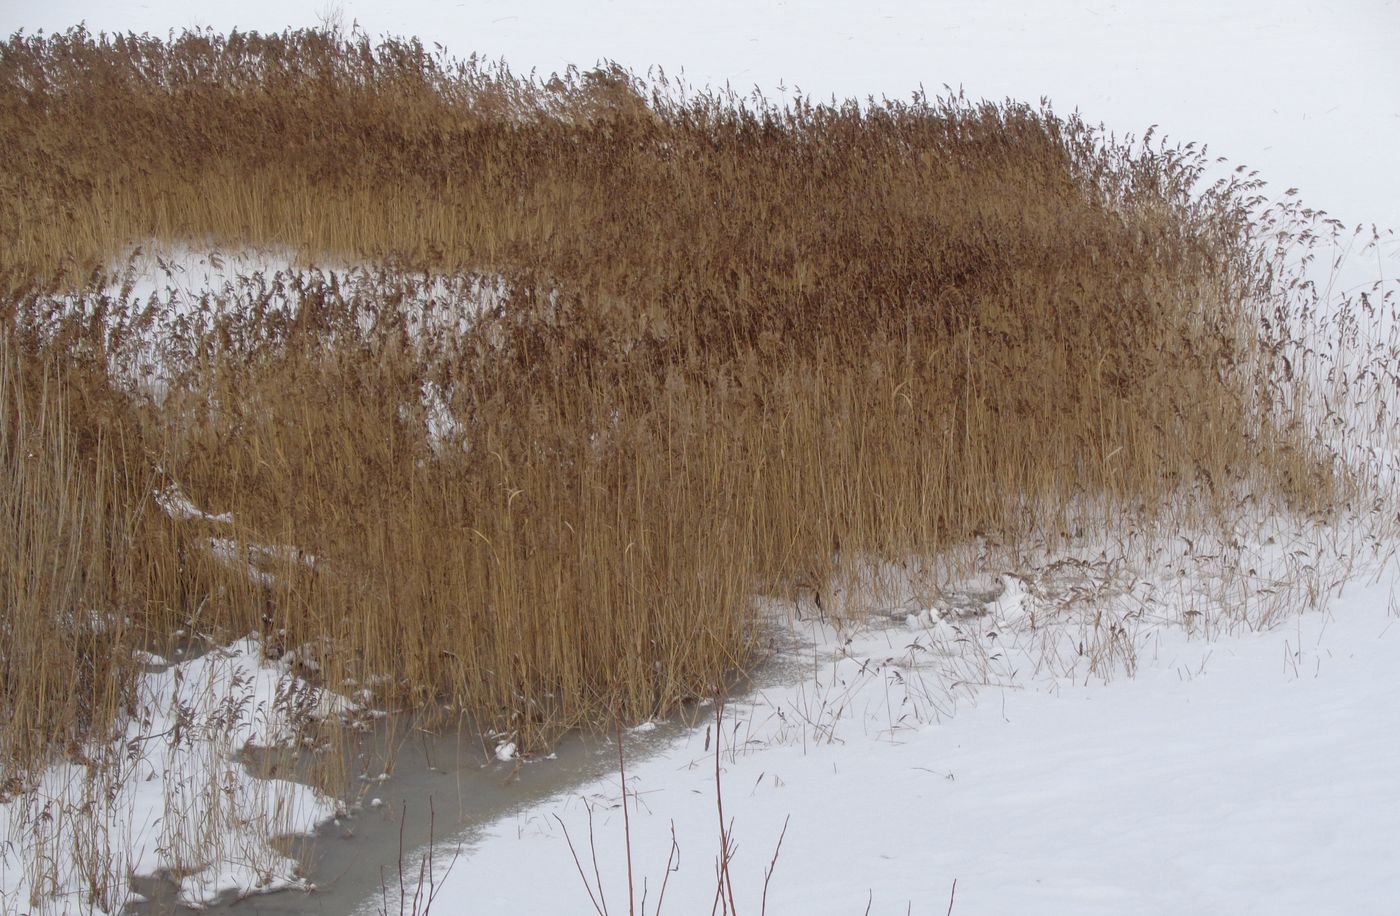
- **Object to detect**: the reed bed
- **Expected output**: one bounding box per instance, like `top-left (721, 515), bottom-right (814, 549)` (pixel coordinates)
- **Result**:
top-left (0, 24), bottom-right (1349, 793)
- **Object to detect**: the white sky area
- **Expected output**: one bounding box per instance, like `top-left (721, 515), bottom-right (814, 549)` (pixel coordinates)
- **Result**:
top-left (4, 0), bottom-right (1398, 234)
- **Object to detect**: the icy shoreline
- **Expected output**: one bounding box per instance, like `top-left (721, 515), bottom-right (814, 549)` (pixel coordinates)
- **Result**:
top-left (376, 522), bottom-right (1400, 915)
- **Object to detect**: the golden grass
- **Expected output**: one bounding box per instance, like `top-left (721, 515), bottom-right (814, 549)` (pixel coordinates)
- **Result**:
top-left (0, 341), bottom-right (131, 786)
top-left (0, 24), bottom-right (1343, 788)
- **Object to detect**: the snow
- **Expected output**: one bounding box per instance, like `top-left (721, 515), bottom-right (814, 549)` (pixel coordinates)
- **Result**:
top-left (0, 637), bottom-right (352, 913)
top-left (374, 523), bottom-right (1400, 915)
top-left (87, 244), bottom-right (504, 393)
top-left (155, 482), bottom-right (234, 524)
top-left (80, 243), bottom-right (504, 459)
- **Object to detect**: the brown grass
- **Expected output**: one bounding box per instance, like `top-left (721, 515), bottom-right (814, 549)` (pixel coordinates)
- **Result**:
top-left (0, 23), bottom-right (1342, 792)
top-left (0, 340), bottom-right (133, 786)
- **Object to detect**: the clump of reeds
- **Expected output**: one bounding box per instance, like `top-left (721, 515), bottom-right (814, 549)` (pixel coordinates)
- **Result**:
top-left (0, 333), bottom-right (282, 789)
top-left (0, 339), bottom-right (132, 785)
top-left (0, 23), bottom-right (1353, 793)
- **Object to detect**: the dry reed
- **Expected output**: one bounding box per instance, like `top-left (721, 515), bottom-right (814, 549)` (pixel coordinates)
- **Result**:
top-left (0, 24), bottom-right (1347, 794)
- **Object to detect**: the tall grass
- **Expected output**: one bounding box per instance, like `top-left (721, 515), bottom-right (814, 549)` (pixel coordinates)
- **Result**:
top-left (0, 24), bottom-right (1343, 789)
top-left (0, 341), bottom-right (131, 788)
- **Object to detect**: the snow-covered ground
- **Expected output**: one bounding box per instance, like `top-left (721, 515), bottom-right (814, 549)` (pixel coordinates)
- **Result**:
top-left (0, 637), bottom-right (352, 912)
top-left (65, 245), bottom-right (503, 450)
top-left (370, 519), bottom-right (1400, 915)
top-left (2, 2), bottom-right (1398, 913)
